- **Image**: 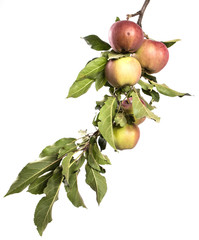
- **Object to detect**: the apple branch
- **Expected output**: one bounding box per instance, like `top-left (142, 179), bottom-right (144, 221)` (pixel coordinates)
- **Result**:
top-left (126, 0), bottom-right (150, 28)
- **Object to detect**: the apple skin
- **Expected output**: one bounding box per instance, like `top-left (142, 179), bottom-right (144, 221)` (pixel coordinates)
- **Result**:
top-left (113, 123), bottom-right (140, 150)
top-left (134, 39), bottom-right (169, 73)
top-left (105, 57), bottom-right (141, 87)
top-left (121, 97), bottom-right (146, 125)
top-left (109, 20), bottom-right (144, 53)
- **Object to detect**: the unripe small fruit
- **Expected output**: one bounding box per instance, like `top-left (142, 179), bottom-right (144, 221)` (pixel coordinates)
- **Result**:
top-left (105, 57), bottom-right (141, 87)
top-left (134, 39), bottom-right (169, 73)
top-left (109, 20), bottom-right (144, 53)
top-left (121, 97), bottom-right (146, 125)
top-left (113, 123), bottom-right (140, 150)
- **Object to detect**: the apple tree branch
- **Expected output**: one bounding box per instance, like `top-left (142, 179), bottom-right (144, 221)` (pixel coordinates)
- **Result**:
top-left (126, 0), bottom-right (150, 28)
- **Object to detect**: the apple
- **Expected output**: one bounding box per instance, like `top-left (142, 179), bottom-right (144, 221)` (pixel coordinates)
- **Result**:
top-left (105, 57), bottom-right (141, 87)
top-left (113, 123), bottom-right (140, 150)
top-left (121, 97), bottom-right (146, 125)
top-left (134, 39), bottom-right (169, 73)
top-left (109, 20), bottom-right (144, 53)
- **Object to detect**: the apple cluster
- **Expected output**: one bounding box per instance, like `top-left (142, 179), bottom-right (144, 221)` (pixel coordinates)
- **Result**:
top-left (105, 20), bottom-right (169, 150)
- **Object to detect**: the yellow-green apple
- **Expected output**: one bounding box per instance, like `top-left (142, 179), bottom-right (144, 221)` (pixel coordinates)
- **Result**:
top-left (109, 20), bottom-right (144, 53)
top-left (105, 57), bottom-right (141, 87)
top-left (121, 97), bottom-right (146, 125)
top-left (113, 123), bottom-right (140, 150)
top-left (134, 39), bottom-right (169, 73)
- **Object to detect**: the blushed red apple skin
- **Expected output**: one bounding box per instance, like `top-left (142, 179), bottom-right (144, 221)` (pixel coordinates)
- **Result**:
top-left (122, 97), bottom-right (146, 125)
top-left (105, 57), bottom-right (141, 87)
top-left (134, 39), bottom-right (169, 73)
top-left (109, 20), bottom-right (144, 53)
top-left (113, 123), bottom-right (140, 150)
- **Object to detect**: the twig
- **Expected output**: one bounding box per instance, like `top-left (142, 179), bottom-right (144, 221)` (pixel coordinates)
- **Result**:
top-left (126, 0), bottom-right (150, 28)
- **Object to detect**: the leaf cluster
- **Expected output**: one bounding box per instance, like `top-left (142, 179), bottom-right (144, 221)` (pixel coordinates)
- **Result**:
top-left (5, 134), bottom-right (110, 235)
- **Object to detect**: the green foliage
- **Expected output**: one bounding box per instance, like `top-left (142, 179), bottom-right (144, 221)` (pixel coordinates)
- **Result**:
top-left (85, 163), bottom-right (107, 205)
top-left (162, 39), bottom-right (181, 48)
top-left (67, 78), bottom-right (94, 98)
top-left (40, 138), bottom-right (76, 158)
top-left (131, 90), bottom-right (160, 122)
top-left (27, 171), bottom-right (53, 195)
top-left (34, 167), bottom-right (63, 236)
top-left (82, 35), bottom-right (111, 51)
top-left (114, 112), bottom-right (127, 127)
top-left (115, 16), bottom-right (120, 22)
top-left (65, 171), bottom-right (86, 208)
top-left (98, 96), bottom-right (117, 149)
top-left (150, 81), bottom-right (191, 97)
top-left (62, 152), bottom-right (74, 184)
top-left (5, 156), bottom-right (61, 196)
top-left (76, 57), bottom-right (107, 81)
top-left (107, 51), bottom-right (130, 60)
top-left (95, 70), bottom-right (107, 91)
top-left (67, 57), bottom-right (107, 98)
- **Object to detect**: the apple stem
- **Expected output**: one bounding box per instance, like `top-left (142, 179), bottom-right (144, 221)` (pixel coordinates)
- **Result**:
top-left (126, 0), bottom-right (150, 28)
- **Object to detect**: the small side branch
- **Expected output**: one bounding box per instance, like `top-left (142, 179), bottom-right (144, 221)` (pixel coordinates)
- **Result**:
top-left (126, 0), bottom-right (150, 28)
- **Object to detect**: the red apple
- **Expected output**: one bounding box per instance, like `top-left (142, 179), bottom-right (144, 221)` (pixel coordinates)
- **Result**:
top-left (113, 123), bottom-right (140, 150)
top-left (108, 20), bottom-right (144, 53)
top-left (105, 57), bottom-right (141, 87)
top-left (122, 97), bottom-right (146, 125)
top-left (134, 39), bottom-right (169, 73)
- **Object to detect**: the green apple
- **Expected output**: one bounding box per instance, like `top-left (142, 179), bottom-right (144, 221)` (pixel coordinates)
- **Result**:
top-left (105, 57), bottom-right (141, 87)
top-left (113, 123), bottom-right (140, 150)
top-left (134, 39), bottom-right (169, 73)
top-left (108, 20), bottom-right (144, 53)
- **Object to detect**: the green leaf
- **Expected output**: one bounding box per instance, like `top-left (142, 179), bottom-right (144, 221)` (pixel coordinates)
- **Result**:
top-left (138, 79), bottom-right (154, 91)
top-left (92, 143), bottom-right (111, 165)
top-left (40, 138), bottom-right (76, 158)
top-left (95, 71), bottom-right (107, 91)
top-left (62, 152), bottom-right (74, 185)
top-left (162, 39), bottom-right (181, 48)
top-left (82, 35), bottom-right (111, 51)
top-left (76, 57), bottom-right (107, 81)
top-left (115, 16), bottom-right (120, 22)
top-left (142, 72), bottom-right (157, 82)
top-left (87, 144), bottom-right (106, 173)
top-left (98, 97), bottom-right (117, 149)
top-left (142, 88), bottom-right (160, 102)
top-left (131, 90), bottom-right (160, 122)
top-left (34, 167), bottom-right (63, 236)
top-left (98, 96), bottom-right (117, 149)
top-left (95, 95), bottom-right (109, 110)
top-left (5, 156), bottom-right (61, 197)
top-left (69, 154), bottom-right (86, 174)
top-left (67, 78), bottom-right (94, 98)
top-left (27, 171), bottom-right (53, 195)
top-left (114, 112), bottom-right (127, 127)
top-left (65, 171), bottom-right (86, 208)
top-left (139, 96), bottom-right (156, 111)
top-left (85, 164), bottom-right (107, 205)
top-left (107, 51), bottom-right (130, 60)
top-left (150, 81), bottom-right (191, 97)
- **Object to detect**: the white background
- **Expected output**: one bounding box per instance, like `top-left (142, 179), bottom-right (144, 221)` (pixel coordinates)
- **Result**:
top-left (0, 0), bottom-right (199, 239)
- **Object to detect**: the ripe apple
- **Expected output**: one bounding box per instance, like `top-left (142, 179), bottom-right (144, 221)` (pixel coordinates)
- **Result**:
top-left (121, 97), bottom-right (146, 125)
top-left (109, 20), bottom-right (144, 53)
top-left (105, 57), bottom-right (141, 87)
top-left (134, 39), bottom-right (169, 73)
top-left (113, 123), bottom-right (140, 150)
